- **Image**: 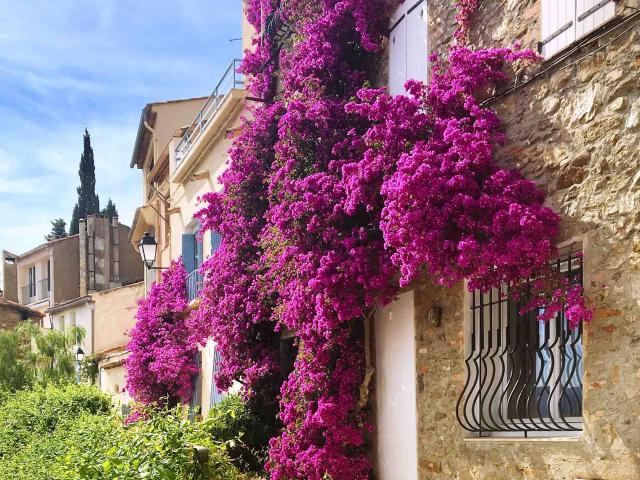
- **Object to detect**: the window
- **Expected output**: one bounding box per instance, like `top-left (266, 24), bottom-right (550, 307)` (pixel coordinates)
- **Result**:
top-left (211, 231), bottom-right (222, 254)
top-left (389, 0), bottom-right (428, 95)
top-left (27, 266), bottom-right (36, 299)
top-left (540, 0), bottom-right (616, 58)
top-left (210, 346), bottom-right (224, 408)
top-left (182, 232), bottom-right (203, 302)
top-left (456, 249), bottom-right (584, 437)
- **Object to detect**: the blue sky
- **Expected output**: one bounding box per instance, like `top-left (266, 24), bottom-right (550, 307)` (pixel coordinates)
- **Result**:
top-left (0, 0), bottom-right (242, 287)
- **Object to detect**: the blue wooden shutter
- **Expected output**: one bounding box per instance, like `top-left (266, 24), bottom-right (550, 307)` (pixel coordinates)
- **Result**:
top-left (210, 346), bottom-right (223, 407)
top-left (211, 231), bottom-right (222, 254)
top-left (182, 234), bottom-right (196, 273)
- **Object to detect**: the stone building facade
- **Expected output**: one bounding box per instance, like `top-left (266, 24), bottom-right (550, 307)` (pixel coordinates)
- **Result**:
top-left (374, 1), bottom-right (640, 479)
top-left (376, 0), bottom-right (640, 480)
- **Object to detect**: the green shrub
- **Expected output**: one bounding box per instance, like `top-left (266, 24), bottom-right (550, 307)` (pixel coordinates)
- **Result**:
top-left (0, 384), bottom-right (252, 480)
top-left (0, 383), bottom-right (110, 459)
top-left (204, 395), bottom-right (275, 474)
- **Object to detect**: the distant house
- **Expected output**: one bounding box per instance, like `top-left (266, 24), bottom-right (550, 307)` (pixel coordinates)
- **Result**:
top-left (0, 296), bottom-right (43, 329)
top-left (2, 214), bottom-right (144, 406)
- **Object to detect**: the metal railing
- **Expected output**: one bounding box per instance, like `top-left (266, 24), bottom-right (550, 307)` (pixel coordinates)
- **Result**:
top-left (185, 269), bottom-right (203, 304)
top-left (21, 278), bottom-right (50, 304)
top-left (174, 59), bottom-right (244, 167)
top-left (456, 251), bottom-right (584, 436)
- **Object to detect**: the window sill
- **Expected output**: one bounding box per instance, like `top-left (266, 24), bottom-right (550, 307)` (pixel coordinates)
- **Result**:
top-left (464, 435), bottom-right (582, 444)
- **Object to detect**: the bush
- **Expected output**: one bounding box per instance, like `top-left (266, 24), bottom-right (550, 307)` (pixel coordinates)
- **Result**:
top-left (204, 395), bottom-right (275, 474)
top-left (0, 384), bottom-right (252, 480)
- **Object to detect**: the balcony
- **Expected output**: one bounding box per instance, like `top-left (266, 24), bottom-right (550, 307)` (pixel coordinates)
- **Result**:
top-left (21, 278), bottom-right (50, 304)
top-left (185, 269), bottom-right (203, 304)
top-left (174, 58), bottom-right (244, 169)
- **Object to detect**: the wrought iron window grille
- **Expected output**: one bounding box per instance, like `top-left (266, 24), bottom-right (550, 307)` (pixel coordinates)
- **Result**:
top-left (456, 249), bottom-right (585, 437)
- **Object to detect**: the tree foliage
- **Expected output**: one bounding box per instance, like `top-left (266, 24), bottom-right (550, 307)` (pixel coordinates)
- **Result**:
top-left (46, 218), bottom-right (68, 241)
top-left (101, 198), bottom-right (118, 220)
top-left (0, 324), bottom-right (85, 393)
top-left (70, 129), bottom-right (100, 235)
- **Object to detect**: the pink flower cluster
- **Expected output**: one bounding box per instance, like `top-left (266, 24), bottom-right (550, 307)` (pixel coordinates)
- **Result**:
top-left (190, 1), bottom-right (592, 479)
top-left (125, 259), bottom-right (199, 406)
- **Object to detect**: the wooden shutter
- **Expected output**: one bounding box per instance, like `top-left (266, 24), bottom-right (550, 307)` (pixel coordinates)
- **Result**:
top-left (576, 0), bottom-right (615, 38)
top-left (182, 233), bottom-right (196, 274)
top-left (540, 0), bottom-right (576, 58)
top-left (406, 0), bottom-right (428, 86)
top-left (389, 6), bottom-right (407, 95)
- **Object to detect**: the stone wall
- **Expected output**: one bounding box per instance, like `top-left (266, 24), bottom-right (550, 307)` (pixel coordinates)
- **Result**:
top-left (410, 1), bottom-right (640, 479)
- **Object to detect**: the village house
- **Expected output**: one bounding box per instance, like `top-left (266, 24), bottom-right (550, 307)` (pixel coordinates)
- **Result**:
top-left (2, 214), bottom-right (143, 402)
top-left (128, 51), bottom-right (248, 417)
top-left (366, 1), bottom-right (640, 479)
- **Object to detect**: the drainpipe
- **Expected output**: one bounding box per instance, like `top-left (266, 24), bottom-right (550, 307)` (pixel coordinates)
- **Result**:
top-left (143, 117), bottom-right (157, 166)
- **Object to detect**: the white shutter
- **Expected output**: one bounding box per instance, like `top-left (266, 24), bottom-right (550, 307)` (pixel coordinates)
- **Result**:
top-left (389, 7), bottom-right (407, 95)
top-left (406, 0), bottom-right (428, 86)
top-left (540, 0), bottom-right (577, 58)
top-left (576, 0), bottom-right (616, 38)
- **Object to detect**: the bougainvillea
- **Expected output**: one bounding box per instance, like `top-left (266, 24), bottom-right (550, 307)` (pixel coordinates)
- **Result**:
top-left (190, 1), bottom-right (592, 479)
top-left (126, 259), bottom-right (199, 406)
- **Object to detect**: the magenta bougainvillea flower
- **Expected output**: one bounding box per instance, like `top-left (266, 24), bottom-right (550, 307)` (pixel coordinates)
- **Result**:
top-left (125, 259), bottom-right (199, 406)
top-left (128, 0), bottom-right (592, 478)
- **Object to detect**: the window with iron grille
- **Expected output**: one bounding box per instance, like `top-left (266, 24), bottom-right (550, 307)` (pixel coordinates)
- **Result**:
top-left (456, 249), bottom-right (584, 437)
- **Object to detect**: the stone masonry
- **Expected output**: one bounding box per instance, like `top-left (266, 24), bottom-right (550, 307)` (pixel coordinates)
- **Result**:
top-left (400, 1), bottom-right (640, 479)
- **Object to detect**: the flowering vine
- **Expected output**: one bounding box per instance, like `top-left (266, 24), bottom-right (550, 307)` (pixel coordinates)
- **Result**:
top-left (190, 0), bottom-right (592, 479)
top-left (125, 259), bottom-right (199, 406)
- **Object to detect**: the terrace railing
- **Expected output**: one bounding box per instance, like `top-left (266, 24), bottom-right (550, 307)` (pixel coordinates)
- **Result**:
top-left (175, 59), bottom-right (244, 167)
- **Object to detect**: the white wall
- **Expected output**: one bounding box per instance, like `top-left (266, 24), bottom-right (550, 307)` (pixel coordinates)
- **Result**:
top-left (374, 290), bottom-right (418, 480)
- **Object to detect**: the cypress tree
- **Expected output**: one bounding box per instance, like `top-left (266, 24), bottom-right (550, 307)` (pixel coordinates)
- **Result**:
top-left (70, 129), bottom-right (100, 235)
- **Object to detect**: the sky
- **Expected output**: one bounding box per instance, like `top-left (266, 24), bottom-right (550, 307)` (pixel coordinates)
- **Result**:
top-left (0, 0), bottom-right (243, 288)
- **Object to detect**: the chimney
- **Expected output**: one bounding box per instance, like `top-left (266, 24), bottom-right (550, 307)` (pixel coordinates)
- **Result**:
top-left (2, 251), bottom-right (18, 302)
top-left (79, 219), bottom-right (87, 296)
top-left (111, 215), bottom-right (120, 285)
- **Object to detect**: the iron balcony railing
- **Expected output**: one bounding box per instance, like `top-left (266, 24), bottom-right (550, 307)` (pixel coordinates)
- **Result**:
top-left (21, 278), bottom-right (50, 304)
top-left (175, 59), bottom-right (244, 167)
top-left (456, 251), bottom-right (584, 437)
top-left (185, 269), bottom-right (203, 304)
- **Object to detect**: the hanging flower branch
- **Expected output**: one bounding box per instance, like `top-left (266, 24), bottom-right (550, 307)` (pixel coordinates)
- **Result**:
top-left (125, 259), bottom-right (199, 406)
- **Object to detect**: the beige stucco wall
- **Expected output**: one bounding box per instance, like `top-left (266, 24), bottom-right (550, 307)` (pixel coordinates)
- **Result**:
top-left (51, 235), bottom-right (80, 305)
top-left (2, 251), bottom-right (18, 302)
top-left (93, 282), bottom-right (144, 355)
top-left (168, 100), bottom-right (244, 264)
top-left (387, 1), bottom-right (640, 479)
top-left (48, 299), bottom-right (94, 354)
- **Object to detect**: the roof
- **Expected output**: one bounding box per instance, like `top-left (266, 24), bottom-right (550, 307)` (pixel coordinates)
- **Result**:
top-left (16, 234), bottom-right (79, 259)
top-left (129, 97), bottom-right (209, 169)
top-left (45, 295), bottom-right (93, 314)
top-left (0, 297), bottom-right (45, 319)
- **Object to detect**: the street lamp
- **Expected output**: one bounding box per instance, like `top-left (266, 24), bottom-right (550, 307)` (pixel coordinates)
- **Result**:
top-left (75, 346), bottom-right (85, 363)
top-left (75, 346), bottom-right (85, 384)
top-left (4, 256), bottom-right (16, 265)
top-left (138, 232), bottom-right (168, 270)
